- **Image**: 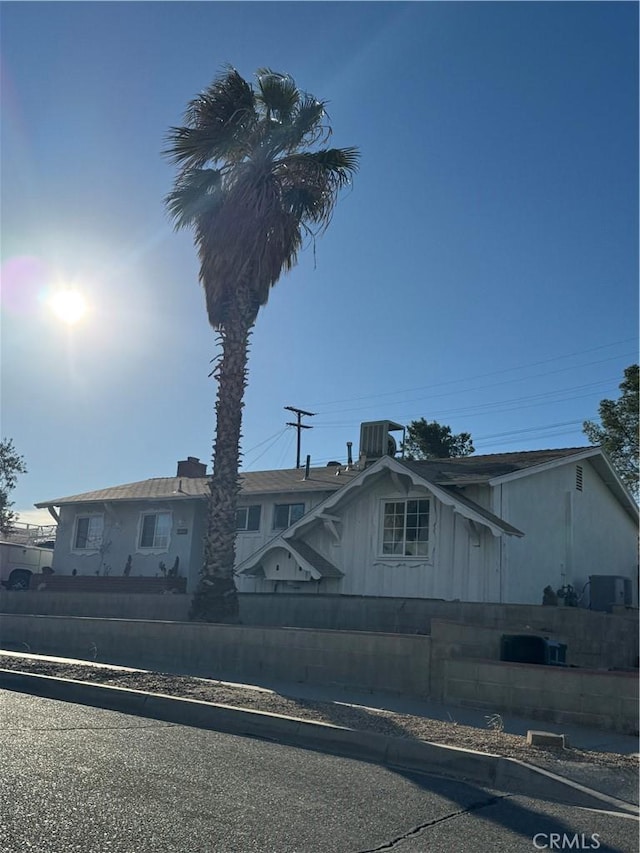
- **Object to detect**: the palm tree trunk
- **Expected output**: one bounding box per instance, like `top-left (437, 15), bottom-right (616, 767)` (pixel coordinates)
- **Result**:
top-left (189, 289), bottom-right (254, 623)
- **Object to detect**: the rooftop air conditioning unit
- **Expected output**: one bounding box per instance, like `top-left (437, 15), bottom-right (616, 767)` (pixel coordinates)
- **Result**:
top-left (359, 421), bottom-right (405, 466)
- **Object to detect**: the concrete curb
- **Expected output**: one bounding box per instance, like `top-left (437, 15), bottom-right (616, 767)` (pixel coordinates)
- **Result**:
top-left (1, 668), bottom-right (637, 816)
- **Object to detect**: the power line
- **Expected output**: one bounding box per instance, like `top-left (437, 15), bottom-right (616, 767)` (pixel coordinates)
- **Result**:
top-left (304, 338), bottom-right (636, 408)
top-left (243, 428), bottom-right (289, 469)
top-left (304, 352), bottom-right (636, 418)
top-left (308, 375), bottom-right (620, 428)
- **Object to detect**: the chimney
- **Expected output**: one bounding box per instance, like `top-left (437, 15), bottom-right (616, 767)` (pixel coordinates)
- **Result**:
top-left (176, 456), bottom-right (207, 478)
top-left (346, 441), bottom-right (353, 467)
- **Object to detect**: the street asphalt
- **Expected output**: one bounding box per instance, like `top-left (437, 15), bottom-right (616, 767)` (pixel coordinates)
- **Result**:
top-left (1, 691), bottom-right (638, 853)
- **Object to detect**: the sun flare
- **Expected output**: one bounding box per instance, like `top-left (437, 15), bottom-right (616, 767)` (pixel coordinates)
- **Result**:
top-left (49, 289), bottom-right (87, 325)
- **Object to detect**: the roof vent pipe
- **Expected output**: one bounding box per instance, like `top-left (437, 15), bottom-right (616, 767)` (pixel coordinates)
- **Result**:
top-left (304, 455), bottom-right (311, 480)
top-left (346, 442), bottom-right (353, 467)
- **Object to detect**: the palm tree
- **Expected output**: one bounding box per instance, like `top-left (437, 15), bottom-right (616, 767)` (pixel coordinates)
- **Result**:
top-left (164, 67), bottom-right (359, 622)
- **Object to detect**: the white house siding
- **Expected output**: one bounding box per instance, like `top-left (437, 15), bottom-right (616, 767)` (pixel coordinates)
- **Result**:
top-left (500, 460), bottom-right (638, 605)
top-left (240, 474), bottom-right (501, 600)
top-left (571, 462), bottom-right (638, 605)
top-left (52, 501), bottom-right (200, 582)
top-left (234, 489), bottom-right (336, 592)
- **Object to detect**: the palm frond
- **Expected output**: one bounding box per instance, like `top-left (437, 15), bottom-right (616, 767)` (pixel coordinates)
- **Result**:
top-left (165, 168), bottom-right (223, 229)
top-left (165, 67), bottom-right (359, 331)
top-left (185, 68), bottom-right (255, 129)
top-left (164, 69), bottom-right (258, 169)
top-left (255, 68), bottom-right (300, 121)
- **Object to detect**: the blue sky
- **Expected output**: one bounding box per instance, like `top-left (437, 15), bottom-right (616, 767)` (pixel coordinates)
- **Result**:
top-left (2, 1), bottom-right (638, 524)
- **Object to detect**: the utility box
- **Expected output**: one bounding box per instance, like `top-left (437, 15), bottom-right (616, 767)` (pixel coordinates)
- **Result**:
top-left (589, 575), bottom-right (632, 613)
top-left (500, 634), bottom-right (567, 666)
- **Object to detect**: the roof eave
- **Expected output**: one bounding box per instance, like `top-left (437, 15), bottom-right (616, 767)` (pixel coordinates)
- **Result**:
top-left (487, 447), bottom-right (601, 486)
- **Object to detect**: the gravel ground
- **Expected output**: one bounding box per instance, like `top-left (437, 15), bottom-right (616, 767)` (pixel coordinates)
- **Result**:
top-left (1, 654), bottom-right (637, 804)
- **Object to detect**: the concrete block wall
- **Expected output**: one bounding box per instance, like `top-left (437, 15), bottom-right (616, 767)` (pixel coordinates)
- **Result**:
top-left (0, 614), bottom-right (432, 698)
top-left (2, 591), bottom-right (637, 669)
top-left (3, 592), bottom-right (635, 667)
top-left (443, 658), bottom-right (639, 735)
top-left (0, 591), bottom-right (190, 622)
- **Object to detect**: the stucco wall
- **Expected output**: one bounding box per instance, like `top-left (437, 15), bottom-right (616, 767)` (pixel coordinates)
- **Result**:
top-left (52, 501), bottom-right (199, 586)
top-left (51, 487), bottom-right (336, 594)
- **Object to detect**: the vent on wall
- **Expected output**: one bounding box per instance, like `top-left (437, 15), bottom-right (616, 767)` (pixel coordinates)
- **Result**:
top-left (576, 465), bottom-right (583, 491)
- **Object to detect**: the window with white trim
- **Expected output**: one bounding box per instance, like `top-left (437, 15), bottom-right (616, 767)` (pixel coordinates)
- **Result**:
top-left (236, 505), bottom-right (261, 532)
top-left (381, 499), bottom-right (430, 557)
top-left (73, 514), bottom-right (104, 550)
top-left (273, 503), bottom-right (305, 530)
top-left (138, 512), bottom-right (172, 549)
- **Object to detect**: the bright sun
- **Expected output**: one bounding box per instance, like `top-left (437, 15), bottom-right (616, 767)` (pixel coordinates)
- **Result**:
top-left (49, 290), bottom-right (87, 325)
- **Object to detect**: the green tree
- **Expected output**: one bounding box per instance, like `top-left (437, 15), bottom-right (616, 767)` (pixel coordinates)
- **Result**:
top-left (164, 67), bottom-right (358, 622)
top-left (0, 438), bottom-right (27, 535)
top-left (403, 419), bottom-right (475, 461)
top-left (583, 364), bottom-right (639, 497)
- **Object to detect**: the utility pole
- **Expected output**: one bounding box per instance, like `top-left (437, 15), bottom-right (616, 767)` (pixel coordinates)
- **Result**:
top-left (284, 406), bottom-right (316, 468)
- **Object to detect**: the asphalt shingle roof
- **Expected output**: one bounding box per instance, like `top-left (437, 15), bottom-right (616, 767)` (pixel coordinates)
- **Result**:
top-left (400, 448), bottom-right (592, 486)
top-left (36, 449), bottom-right (593, 508)
top-left (35, 466), bottom-right (360, 507)
top-left (288, 539), bottom-right (344, 578)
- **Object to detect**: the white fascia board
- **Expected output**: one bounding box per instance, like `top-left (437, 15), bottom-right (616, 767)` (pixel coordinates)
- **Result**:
top-left (487, 447), bottom-right (638, 521)
top-left (487, 448), bottom-right (601, 486)
top-left (235, 532), bottom-right (288, 574)
top-left (280, 457), bottom-right (392, 539)
top-left (389, 458), bottom-right (519, 537)
top-left (282, 455), bottom-right (518, 539)
top-left (589, 453), bottom-right (639, 521)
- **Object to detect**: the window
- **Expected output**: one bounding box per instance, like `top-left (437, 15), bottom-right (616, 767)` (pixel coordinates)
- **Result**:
top-left (139, 512), bottom-right (172, 549)
top-left (236, 505), bottom-right (261, 532)
top-left (381, 499), bottom-right (430, 557)
top-left (74, 515), bottom-right (104, 550)
top-left (273, 503), bottom-right (305, 529)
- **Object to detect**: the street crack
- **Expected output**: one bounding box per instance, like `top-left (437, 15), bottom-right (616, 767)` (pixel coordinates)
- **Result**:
top-left (352, 794), bottom-right (512, 852)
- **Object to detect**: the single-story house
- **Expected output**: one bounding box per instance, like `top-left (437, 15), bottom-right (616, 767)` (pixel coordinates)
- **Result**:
top-left (35, 421), bottom-right (638, 606)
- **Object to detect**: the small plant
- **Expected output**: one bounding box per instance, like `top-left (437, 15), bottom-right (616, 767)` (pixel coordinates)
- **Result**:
top-left (485, 713), bottom-right (504, 733)
top-left (168, 556), bottom-right (179, 578)
top-left (158, 561), bottom-right (167, 577)
top-left (123, 555), bottom-right (132, 577)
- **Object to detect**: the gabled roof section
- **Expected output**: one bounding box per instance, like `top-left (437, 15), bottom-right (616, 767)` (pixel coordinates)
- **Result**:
top-left (257, 454), bottom-right (524, 541)
top-left (236, 536), bottom-right (343, 580)
top-left (288, 539), bottom-right (343, 578)
top-left (35, 465), bottom-right (359, 508)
